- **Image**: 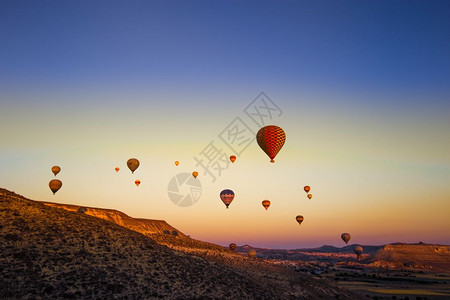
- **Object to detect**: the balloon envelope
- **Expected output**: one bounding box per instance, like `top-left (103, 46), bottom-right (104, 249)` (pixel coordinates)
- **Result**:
top-left (256, 125), bottom-right (286, 163)
top-left (51, 166), bottom-right (61, 176)
top-left (220, 189), bottom-right (235, 208)
top-left (304, 186), bottom-right (310, 193)
top-left (49, 179), bottom-right (62, 195)
top-left (262, 200), bottom-right (271, 210)
top-left (192, 171), bottom-right (198, 178)
top-left (229, 243), bottom-right (237, 251)
top-left (127, 158), bottom-right (140, 173)
top-left (295, 215), bottom-right (304, 225)
top-left (341, 233), bottom-right (351, 244)
top-left (115, 167), bottom-right (120, 172)
top-left (230, 155), bottom-right (236, 163)
top-left (354, 245), bottom-right (363, 260)
top-left (175, 161), bottom-right (179, 166)
top-left (307, 194), bottom-right (313, 199)
top-left (135, 180), bottom-right (141, 186)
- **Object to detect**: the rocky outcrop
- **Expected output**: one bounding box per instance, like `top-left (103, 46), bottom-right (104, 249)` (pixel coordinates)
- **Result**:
top-left (369, 243), bottom-right (450, 271)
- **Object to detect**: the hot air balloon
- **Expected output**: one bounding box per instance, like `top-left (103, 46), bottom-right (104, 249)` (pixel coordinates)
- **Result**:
top-left (115, 167), bottom-right (120, 172)
top-left (256, 125), bottom-right (286, 163)
top-left (51, 166), bottom-right (61, 176)
top-left (175, 161), bottom-right (179, 166)
top-left (295, 215), bottom-right (304, 225)
top-left (229, 243), bottom-right (237, 251)
top-left (304, 186), bottom-right (310, 193)
top-left (127, 158), bottom-right (140, 174)
top-left (220, 189), bottom-right (235, 209)
top-left (354, 245), bottom-right (363, 260)
top-left (307, 194), bottom-right (313, 199)
top-left (341, 233), bottom-right (351, 244)
top-left (262, 200), bottom-right (271, 210)
top-left (248, 249), bottom-right (256, 258)
top-left (135, 180), bottom-right (141, 186)
top-left (230, 155), bottom-right (236, 163)
top-left (49, 179), bottom-right (62, 195)
top-left (192, 171), bottom-right (198, 178)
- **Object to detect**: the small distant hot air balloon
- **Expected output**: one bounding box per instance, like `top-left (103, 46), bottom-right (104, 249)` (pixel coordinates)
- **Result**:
top-left (262, 200), bottom-right (271, 210)
top-left (175, 161), bottom-right (179, 166)
top-left (51, 166), bottom-right (61, 176)
top-left (341, 233), bottom-right (351, 244)
top-left (304, 186), bottom-right (310, 193)
top-left (307, 194), bottom-right (313, 199)
top-left (230, 155), bottom-right (236, 163)
top-left (295, 215), bottom-right (304, 225)
top-left (220, 189), bottom-right (235, 209)
top-left (127, 158), bottom-right (140, 174)
top-left (49, 179), bottom-right (62, 195)
top-left (256, 125), bottom-right (286, 163)
top-left (135, 180), bottom-right (141, 186)
top-left (192, 171), bottom-right (198, 178)
top-left (354, 245), bottom-right (363, 260)
top-left (115, 167), bottom-right (120, 172)
top-left (248, 249), bottom-right (257, 258)
top-left (229, 243), bottom-right (237, 251)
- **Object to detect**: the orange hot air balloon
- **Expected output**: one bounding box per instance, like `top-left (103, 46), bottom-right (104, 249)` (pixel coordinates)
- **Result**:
top-left (49, 179), bottom-right (62, 195)
top-left (192, 171), bottom-right (198, 178)
top-left (51, 166), bottom-right (61, 176)
top-left (127, 158), bottom-right (140, 174)
top-left (220, 189), bottom-right (235, 209)
top-left (307, 194), bottom-right (313, 199)
top-left (354, 245), bottom-right (363, 260)
top-left (115, 167), bottom-right (120, 172)
top-left (341, 233), bottom-right (351, 244)
top-left (295, 215), bottom-right (304, 225)
top-left (230, 155), bottom-right (236, 163)
top-left (262, 200), bottom-right (271, 210)
top-left (175, 161), bottom-right (179, 166)
top-left (256, 125), bottom-right (286, 163)
top-left (304, 186), bottom-right (310, 193)
top-left (229, 243), bottom-right (237, 251)
top-left (135, 180), bottom-right (141, 186)
top-left (248, 249), bottom-right (256, 258)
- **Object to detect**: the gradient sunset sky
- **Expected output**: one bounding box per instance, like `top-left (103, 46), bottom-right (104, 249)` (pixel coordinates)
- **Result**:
top-left (1, 0), bottom-right (449, 248)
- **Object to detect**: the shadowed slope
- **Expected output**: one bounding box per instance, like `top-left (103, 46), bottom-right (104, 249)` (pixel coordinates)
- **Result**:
top-left (0, 188), bottom-right (358, 299)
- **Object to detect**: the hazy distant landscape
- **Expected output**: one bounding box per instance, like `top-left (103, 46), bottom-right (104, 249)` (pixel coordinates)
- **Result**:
top-left (1, 188), bottom-right (448, 299)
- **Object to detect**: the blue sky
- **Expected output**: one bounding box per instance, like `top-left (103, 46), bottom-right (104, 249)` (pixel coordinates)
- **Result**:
top-left (1, 0), bottom-right (449, 248)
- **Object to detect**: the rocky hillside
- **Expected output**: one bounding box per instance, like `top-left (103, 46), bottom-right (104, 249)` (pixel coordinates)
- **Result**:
top-left (0, 188), bottom-right (358, 299)
top-left (42, 202), bottom-right (187, 238)
top-left (369, 243), bottom-right (450, 271)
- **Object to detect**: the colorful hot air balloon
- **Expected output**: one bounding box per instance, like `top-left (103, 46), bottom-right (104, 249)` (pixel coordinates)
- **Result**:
top-left (230, 155), bottom-right (236, 163)
top-left (229, 243), bottom-right (237, 251)
top-left (354, 245), bottom-right (363, 260)
top-left (220, 189), bottom-right (235, 209)
top-left (262, 200), bottom-right (271, 210)
top-left (49, 179), bottom-right (62, 195)
top-left (115, 167), bottom-right (120, 172)
top-left (304, 186), bottom-right (310, 193)
top-left (51, 166), bottom-right (61, 176)
top-left (127, 158), bottom-right (140, 174)
top-left (192, 171), bottom-right (198, 178)
top-left (256, 125), bottom-right (286, 163)
top-left (135, 180), bottom-right (141, 186)
top-left (295, 215), bottom-right (304, 225)
top-left (341, 233), bottom-right (351, 244)
top-left (307, 194), bottom-right (313, 199)
top-left (248, 249), bottom-right (257, 258)
top-left (175, 161), bottom-right (179, 166)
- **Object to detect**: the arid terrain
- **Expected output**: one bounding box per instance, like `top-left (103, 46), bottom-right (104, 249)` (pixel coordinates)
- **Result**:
top-left (0, 188), bottom-right (357, 299)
